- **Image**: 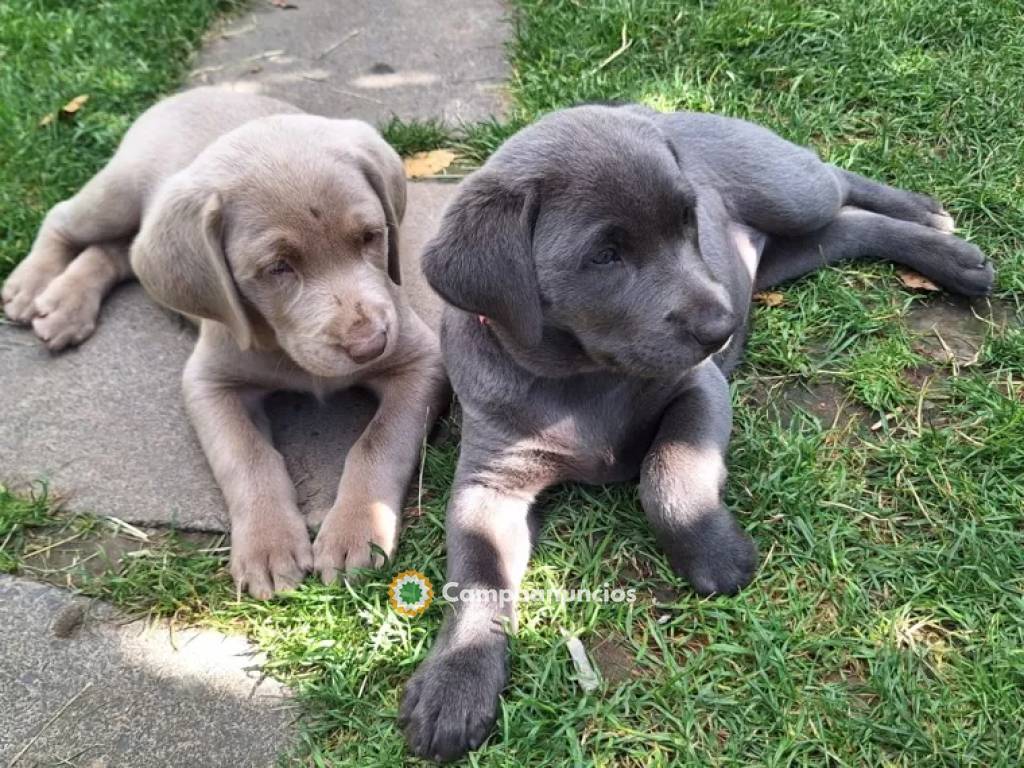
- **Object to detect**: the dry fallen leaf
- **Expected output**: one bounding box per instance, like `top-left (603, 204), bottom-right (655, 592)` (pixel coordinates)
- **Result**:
top-left (270, 0), bottom-right (298, 7)
top-left (403, 149), bottom-right (456, 179)
top-left (898, 269), bottom-right (940, 292)
top-left (60, 94), bottom-right (89, 116)
top-left (39, 94), bottom-right (89, 127)
top-left (754, 291), bottom-right (785, 307)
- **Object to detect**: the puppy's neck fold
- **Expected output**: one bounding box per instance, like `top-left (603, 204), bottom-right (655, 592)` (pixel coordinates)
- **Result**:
top-left (477, 312), bottom-right (608, 380)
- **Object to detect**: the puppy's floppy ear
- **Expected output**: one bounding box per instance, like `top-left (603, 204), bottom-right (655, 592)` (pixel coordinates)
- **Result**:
top-left (130, 174), bottom-right (252, 349)
top-left (343, 121), bottom-right (406, 284)
top-left (359, 158), bottom-right (405, 285)
top-left (695, 187), bottom-right (751, 297)
top-left (422, 171), bottom-right (543, 348)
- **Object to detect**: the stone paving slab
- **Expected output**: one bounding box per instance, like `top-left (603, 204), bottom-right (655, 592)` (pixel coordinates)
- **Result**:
top-left (0, 575), bottom-right (295, 767)
top-left (192, 0), bottom-right (510, 125)
top-left (0, 182), bottom-right (457, 532)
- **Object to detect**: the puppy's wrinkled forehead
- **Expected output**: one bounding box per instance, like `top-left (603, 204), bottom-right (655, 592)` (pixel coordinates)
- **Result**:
top-left (494, 105), bottom-right (689, 219)
top-left (219, 144), bottom-right (384, 256)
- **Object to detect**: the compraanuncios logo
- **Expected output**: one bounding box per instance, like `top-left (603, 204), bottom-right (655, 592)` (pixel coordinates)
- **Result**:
top-left (388, 569), bottom-right (434, 617)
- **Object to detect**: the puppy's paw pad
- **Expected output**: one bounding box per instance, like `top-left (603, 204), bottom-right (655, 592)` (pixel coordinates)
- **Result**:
top-left (230, 514), bottom-right (313, 600)
top-left (950, 241), bottom-right (987, 269)
top-left (400, 645), bottom-right (506, 762)
top-left (27, 276), bottom-right (105, 350)
top-left (312, 507), bottom-right (396, 583)
top-left (312, 538), bottom-right (384, 584)
top-left (947, 243), bottom-right (995, 296)
top-left (31, 302), bottom-right (98, 351)
top-left (672, 516), bottom-right (758, 597)
top-left (2, 263), bottom-right (63, 324)
top-left (960, 264), bottom-right (995, 296)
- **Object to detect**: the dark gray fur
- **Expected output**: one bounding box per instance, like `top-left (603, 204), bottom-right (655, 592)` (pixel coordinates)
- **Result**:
top-left (399, 104), bottom-right (993, 761)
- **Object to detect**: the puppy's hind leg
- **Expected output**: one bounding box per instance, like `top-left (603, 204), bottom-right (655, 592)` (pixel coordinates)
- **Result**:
top-left (832, 166), bottom-right (955, 232)
top-left (31, 240), bottom-right (132, 351)
top-left (2, 167), bottom-right (140, 324)
top-left (755, 208), bottom-right (994, 296)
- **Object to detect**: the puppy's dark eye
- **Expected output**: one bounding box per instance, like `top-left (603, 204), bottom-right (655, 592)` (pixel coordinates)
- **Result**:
top-left (268, 259), bottom-right (294, 276)
top-left (362, 229), bottom-right (380, 246)
top-left (591, 246), bottom-right (621, 265)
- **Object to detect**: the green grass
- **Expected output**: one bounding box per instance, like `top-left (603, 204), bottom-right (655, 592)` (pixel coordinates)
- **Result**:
top-left (3, 0), bottom-right (1024, 766)
top-left (0, 484), bottom-right (53, 572)
top-left (380, 117), bottom-right (455, 157)
top-left (0, 0), bottom-right (242, 281)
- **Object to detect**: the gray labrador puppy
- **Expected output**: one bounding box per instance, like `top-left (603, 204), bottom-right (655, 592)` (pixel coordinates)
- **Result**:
top-left (399, 104), bottom-right (993, 761)
top-left (3, 88), bottom-right (448, 598)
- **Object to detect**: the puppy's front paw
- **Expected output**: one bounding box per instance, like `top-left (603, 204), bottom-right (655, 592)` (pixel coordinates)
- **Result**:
top-left (667, 511), bottom-right (758, 596)
top-left (230, 509), bottom-right (313, 599)
top-left (400, 641), bottom-right (507, 762)
top-left (945, 239), bottom-right (995, 296)
top-left (311, 502), bottom-right (397, 584)
top-left (30, 277), bottom-right (102, 351)
top-left (2, 259), bottom-right (63, 324)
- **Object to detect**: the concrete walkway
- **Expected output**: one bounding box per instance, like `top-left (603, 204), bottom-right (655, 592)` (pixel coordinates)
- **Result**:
top-left (192, 0), bottom-right (510, 124)
top-left (0, 576), bottom-right (295, 767)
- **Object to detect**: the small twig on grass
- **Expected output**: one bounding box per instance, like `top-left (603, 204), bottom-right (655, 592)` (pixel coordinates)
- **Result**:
top-left (168, 618), bottom-right (179, 652)
top-left (593, 23), bottom-right (632, 72)
top-left (104, 516), bottom-right (150, 542)
top-left (22, 549), bottom-right (100, 579)
top-left (416, 409), bottom-right (429, 519)
top-left (22, 529), bottom-right (86, 560)
top-left (914, 372), bottom-right (931, 435)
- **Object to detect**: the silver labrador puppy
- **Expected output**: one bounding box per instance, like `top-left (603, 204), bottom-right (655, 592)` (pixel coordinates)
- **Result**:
top-left (400, 104), bottom-right (994, 760)
top-left (2, 88), bottom-right (448, 598)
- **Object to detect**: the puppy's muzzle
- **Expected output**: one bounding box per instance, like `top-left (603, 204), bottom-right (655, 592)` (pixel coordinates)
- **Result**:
top-left (689, 313), bottom-right (736, 350)
top-left (339, 327), bottom-right (388, 364)
top-left (665, 307), bottom-right (737, 352)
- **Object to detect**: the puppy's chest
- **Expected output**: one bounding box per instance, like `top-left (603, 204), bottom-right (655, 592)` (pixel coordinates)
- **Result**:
top-left (522, 382), bottom-right (671, 485)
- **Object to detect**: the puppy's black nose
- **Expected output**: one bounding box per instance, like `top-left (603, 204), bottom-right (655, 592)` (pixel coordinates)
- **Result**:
top-left (666, 310), bottom-right (736, 351)
top-left (690, 315), bottom-right (735, 349)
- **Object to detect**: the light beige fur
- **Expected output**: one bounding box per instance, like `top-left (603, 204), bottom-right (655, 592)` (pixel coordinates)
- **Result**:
top-left (2, 88), bottom-right (448, 598)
